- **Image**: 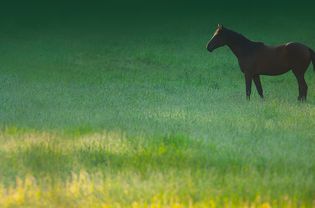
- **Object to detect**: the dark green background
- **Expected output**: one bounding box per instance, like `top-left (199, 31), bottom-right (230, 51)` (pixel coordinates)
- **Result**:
top-left (0, 0), bottom-right (313, 27)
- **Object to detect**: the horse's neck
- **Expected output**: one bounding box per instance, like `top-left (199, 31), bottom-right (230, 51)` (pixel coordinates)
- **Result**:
top-left (226, 32), bottom-right (254, 59)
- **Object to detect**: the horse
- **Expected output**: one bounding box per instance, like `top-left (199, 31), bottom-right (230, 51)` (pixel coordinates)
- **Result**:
top-left (206, 24), bottom-right (315, 101)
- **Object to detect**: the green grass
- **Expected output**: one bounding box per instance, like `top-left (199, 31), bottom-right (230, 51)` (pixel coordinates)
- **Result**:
top-left (0, 11), bottom-right (314, 207)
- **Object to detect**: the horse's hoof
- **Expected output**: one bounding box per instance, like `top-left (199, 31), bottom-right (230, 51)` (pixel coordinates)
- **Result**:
top-left (298, 97), bottom-right (306, 102)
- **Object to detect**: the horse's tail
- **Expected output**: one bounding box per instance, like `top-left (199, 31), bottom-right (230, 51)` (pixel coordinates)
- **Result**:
top-left (310, 48), bottom-right (315, 71)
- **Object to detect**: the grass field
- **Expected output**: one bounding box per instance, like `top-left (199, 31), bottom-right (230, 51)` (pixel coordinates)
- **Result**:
top-left (0, 7), bottom-right (315, 207)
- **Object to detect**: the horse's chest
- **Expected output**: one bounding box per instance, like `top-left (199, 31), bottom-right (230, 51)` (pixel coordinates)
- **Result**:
top-left (238, 57), bottom-right (256, 73)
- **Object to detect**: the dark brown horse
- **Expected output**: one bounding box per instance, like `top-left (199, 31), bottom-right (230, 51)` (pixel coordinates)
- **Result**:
top-left (206, 24), bottom-right (315, 101)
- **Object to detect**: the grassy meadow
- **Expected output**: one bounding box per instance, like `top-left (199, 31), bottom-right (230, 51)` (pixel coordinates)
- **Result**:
top-left (0, 5), bottom-right (315, 207)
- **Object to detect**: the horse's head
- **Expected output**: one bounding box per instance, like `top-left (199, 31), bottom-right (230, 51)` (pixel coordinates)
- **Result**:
top-left (206, 24), bottom-right (227, 52)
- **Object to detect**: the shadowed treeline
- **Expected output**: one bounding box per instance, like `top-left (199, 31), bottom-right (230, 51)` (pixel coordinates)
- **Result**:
top-left (0, 0), bottom-right (314, 28)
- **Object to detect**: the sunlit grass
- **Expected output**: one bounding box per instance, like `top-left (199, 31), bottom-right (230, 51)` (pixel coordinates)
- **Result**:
top-left (0, 171), bottom-right (310, 208)
top-left (0, 131), bottom-right (314, 207)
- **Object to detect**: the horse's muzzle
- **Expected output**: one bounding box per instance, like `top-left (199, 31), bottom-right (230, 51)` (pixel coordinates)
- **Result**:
top-left (207, 46), bottom-right (213, 52)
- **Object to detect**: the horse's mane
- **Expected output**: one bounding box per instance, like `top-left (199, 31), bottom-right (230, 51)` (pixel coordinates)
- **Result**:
top-left (225, 28), bottom-right (251, 43)
top-left (225, 27), bottom-right (264, 48)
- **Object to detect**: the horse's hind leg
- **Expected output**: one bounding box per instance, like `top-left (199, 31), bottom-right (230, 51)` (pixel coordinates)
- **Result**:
top-left (293, 71), bottom-right (308, 101)
top-left (299, 76), bottom-right (308, 101)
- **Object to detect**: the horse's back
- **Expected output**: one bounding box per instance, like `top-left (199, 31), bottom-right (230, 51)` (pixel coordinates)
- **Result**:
top-left (252, 42), bottom-right (311, 75)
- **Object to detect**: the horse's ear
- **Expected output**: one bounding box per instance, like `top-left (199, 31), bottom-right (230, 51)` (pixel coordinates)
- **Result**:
top-left (217, 24), bottom-right (223, 29)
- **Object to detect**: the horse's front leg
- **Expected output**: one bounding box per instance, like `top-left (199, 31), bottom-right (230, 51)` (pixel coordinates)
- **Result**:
top-left (253, 75), bottom-right (264, 98)
top-left (244, 73), bottom-right (252, 100)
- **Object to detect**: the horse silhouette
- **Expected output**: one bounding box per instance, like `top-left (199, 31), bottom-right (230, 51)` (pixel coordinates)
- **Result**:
top-left (206, 24), bottom-right (315, 101)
